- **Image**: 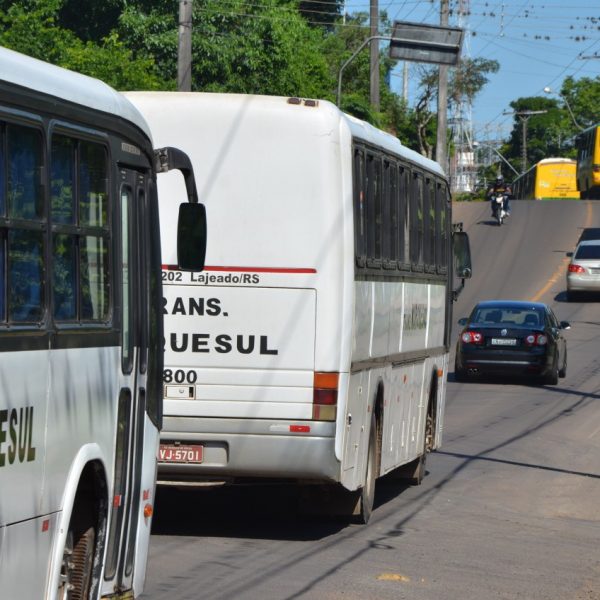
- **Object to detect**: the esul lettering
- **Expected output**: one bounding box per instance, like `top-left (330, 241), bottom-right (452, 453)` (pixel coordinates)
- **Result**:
top-left (170, 333), bottom-right (278, 355)
top-left (0, 406), bottom-right (36, 467)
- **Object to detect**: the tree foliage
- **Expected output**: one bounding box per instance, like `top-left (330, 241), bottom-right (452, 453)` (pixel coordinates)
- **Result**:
top-left (296, 0), bottom-right (343, 30)
top-left (409, 57), bottom-right (499, 159)
top-left (0, 0), bottom-right (502, 163)
top-left (0, 0), bottom-right (161, 89)
top-left (500, 77), bottom-right (600, 176)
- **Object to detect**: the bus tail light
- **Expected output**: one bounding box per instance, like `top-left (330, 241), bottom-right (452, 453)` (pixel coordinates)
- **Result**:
top-left (313, 372), bottom-right (338, 421)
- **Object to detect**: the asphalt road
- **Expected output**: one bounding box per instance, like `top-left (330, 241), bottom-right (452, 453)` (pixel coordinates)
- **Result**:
top-left (141, 200), bottom-right (600, 600)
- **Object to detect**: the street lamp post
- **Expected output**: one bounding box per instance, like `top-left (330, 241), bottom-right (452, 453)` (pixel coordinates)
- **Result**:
top-left (543, 86), bottom-right (584, 131)
top-left (336, 35), bottom-right (394, 107)
top-left (337, 22), bottom-right (463, 109)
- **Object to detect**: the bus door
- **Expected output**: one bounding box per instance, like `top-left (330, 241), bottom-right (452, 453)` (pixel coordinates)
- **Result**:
top-left (104, 166), bottom-right (154, 592)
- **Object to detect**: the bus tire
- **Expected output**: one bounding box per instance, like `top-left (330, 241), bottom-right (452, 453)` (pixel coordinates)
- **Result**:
top-left (390, 409), bottom-right (433, 486)
top-left (58, 497), bottom-right (96, 600)
top-left (353, 412), bottom-right (378, 524)
top-left (410, 411), bottom-right (433, 485)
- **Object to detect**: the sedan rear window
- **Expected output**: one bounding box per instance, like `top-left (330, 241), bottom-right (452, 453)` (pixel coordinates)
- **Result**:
top-left (575, 244), bottom-right (600, 259)
top-left (471, 307), bottom-right (543, 327)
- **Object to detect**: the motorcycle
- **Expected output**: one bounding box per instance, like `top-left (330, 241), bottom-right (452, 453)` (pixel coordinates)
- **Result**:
top-left (491, 194), bottom-right (507, 226)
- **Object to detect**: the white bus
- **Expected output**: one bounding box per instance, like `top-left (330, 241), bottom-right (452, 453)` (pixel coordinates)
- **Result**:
top-left (126, 92), bottom-right (471, 523)
top-left (0, 49), bottom-right (205, 598)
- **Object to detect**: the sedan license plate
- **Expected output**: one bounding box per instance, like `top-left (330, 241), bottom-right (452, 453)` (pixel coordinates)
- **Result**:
top-left (491, 338), bottom-right (517, 346)
top-left (159, 444), bottom-right (203, 464)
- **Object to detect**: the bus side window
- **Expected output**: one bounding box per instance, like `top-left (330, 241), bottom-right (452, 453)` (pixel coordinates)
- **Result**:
top-left (79, 142), bottom-right (109, 321)
top-left (0, 125), bottom-right (5, 321)
top-left (353, 147), bottom-right (366, 268)
top-left (399, 165), bottom-right (410, 270)
top-left (51, 136), bottom-right (110, 323)
top-left (382, 159), bottom-right (395, 268)
top-left (410, 171), bottom-right (424, 271)
top-left (366, 153), bottom-right (382, 268)
top-left (424, 177), bottom-right (436, 272)
top-left (436, 181), bottom-right (448, 274)
top-left (6, 124), bottom-right (45, 323)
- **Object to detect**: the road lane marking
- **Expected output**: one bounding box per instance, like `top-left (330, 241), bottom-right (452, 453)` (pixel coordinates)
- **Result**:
top-left (529, 257), bottom-right (571, 302)
top-left (529, 201), bottom-right (594, 302)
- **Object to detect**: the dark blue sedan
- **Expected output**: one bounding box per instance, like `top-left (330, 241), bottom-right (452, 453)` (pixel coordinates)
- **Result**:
top-left (454, 300), bottom-right (569, 385)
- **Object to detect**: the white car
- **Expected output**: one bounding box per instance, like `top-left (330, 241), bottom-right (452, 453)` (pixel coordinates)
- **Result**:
top-left (566, 239), bottom-right (600, 300)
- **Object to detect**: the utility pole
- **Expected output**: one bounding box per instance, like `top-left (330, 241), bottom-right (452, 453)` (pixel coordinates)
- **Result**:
top-left (178, 0), bottom-right (193, 92)
top-left (370, 0), bottom-right (379, 110)
top-left (504, 109), bottom-right (547, 173)
top-left (436, 0), bottom-right (449, 171)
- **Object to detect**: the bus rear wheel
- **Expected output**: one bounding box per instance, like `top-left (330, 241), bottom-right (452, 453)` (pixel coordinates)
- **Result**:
top-left (389, 409), bottom-right (433, 486)
top-left (354, 412), bottom-right (378, 524)
top-left (58, 500), bottom-right (96, 600)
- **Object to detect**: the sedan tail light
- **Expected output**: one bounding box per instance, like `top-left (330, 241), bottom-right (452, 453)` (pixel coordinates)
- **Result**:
top-left (461, 331), bottom-right (484, 344)
top-left (568, 264), bottom-right (585, 273)
top-left (525, 333), bottom-right (547, 346)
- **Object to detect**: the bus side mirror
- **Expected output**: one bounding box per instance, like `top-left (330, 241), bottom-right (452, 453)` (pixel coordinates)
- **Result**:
top-left (177, 202), bottom-right (207, 271)
top-left (453, 231), bottom-right (472, 280)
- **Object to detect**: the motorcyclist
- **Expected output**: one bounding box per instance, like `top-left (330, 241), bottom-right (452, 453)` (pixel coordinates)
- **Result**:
top-left (487, 175), bottom-right (512, 217)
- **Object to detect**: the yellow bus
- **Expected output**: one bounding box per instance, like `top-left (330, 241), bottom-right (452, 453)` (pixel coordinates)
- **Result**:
top-left (575, 124), bottom-right (600, 199)
top-left (512, 158), bottom-right (580, 200)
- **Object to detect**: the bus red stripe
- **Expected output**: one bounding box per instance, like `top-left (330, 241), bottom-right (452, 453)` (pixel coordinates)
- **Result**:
top-left (162, 265), bottom-right (316, 273)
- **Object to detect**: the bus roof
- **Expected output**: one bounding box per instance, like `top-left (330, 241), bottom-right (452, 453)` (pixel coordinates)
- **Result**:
top-left (125, 91), bottom-right (445, 179)
top-left (0, 46), bottom-right (151, 139)
top-left (342, 110), bottom-right (445, 177)
top-left (537, 158), bottom-right (576, 165)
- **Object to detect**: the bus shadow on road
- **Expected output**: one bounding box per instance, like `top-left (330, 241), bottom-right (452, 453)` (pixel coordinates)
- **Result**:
top-left (151, 484), bottom-right (352, 541)
top-left (151, 478), bottom-right (416, 541)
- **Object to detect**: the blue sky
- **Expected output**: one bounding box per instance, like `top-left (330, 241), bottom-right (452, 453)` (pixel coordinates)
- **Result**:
top-left (345, 0), bottom-right (600, 141)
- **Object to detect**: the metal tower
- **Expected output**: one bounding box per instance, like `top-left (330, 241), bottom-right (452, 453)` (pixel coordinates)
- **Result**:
top-left (449, 0), bottom-right (476, 193)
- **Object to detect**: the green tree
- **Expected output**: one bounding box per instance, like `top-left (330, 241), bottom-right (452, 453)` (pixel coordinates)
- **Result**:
top-left (410, 57), bottom-right (499, 159)
top-left (296, 0), bottom-right (343, 30)
top-left (503, 96), bottom-right (576, 174)
top-left (499, 76), bottom-right (600, 175)
top-left (117, 0), bottom-right (332, 96)
top-left (0, 0), bottom-right (161, 89)
top-left (560, 75), bottom-right (600, 130)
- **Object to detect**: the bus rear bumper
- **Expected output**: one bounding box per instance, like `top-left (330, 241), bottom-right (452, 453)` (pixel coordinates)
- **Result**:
top-left (157, 416), bottom-right (340, 483)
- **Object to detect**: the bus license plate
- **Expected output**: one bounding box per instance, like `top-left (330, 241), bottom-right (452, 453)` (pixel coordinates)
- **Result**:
top-left (491, 338), bottom-right (517, 346)
top-left (159, 444), bottom-right (203, 464)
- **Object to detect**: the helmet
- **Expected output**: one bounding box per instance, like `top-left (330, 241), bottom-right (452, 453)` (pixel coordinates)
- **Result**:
top-left (495, 175), bottom-right (504, 185)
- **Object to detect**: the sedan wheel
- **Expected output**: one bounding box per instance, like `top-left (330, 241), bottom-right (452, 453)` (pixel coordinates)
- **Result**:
top-left (454, 360), bottom-right (468, 382)
top-left (559, 350), bottom-right (567, 378)
top-left (543, 360), bottom-right (559, 386)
